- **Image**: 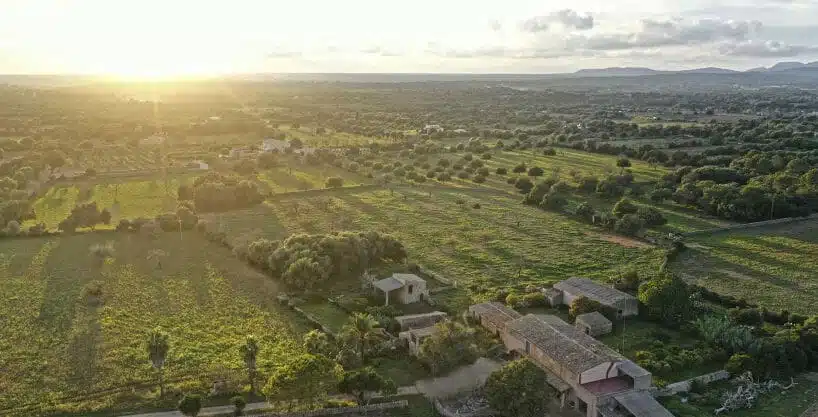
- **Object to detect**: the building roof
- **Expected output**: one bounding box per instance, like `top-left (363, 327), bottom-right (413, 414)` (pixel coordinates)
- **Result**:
top-left (554, 277), bottom-right (636, 306)
top-left (400, 325), bottom-right (439, 339)
top-left (506, 314), bottom-right (623, 374)
top-left (393, 273), bottom-right (425, 284)
top-left (395, 311), bottom-right (447, 325)
top-left (373, 277), bottom-right (405, 292)
top-left (617, 360), bottom-right (651, 379)
top-left (469, 302), bottom-right (522, 329)
top-left (576, 312), bottom-right (612, 330)
top-left (613, 391), bottom-right (675, 417)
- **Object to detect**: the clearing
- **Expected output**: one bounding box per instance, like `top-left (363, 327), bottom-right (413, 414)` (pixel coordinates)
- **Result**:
top-left (673, 219), bottom-right (818, 315)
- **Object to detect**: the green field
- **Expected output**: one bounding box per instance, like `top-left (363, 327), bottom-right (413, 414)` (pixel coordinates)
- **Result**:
top-left (30, 178), bottom-right (192, 229)
top-left (0, 232), bottom-right (306, 416)
top-left (256, 163), bottom-right (371, 193)
top-left (674, 219), bottom-right (818, 315)
top-left (205, 187), bottom-right (666, 305)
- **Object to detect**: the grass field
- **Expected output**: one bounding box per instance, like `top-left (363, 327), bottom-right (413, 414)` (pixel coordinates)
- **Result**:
top-left (673, 219), bottom-right (818, 315)
top-left (256, 162), bottom-right (371, 193)
top-left (30, 178), bottom-right (191, 229)
top-left (204, 187), bottom-right (666, 306)
top-left (0, 232), bottom-right (307, 416)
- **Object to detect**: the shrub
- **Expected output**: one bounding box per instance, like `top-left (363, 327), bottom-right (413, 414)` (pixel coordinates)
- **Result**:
top-left (457, 171), bottom-right (470, 179)
top-left (481, 152), bottom-right (492, 160)
top-left (637, 206), bottom-right (667, 226)
top-left (231, 396), bottom-right (247, 416)
top-left (325, 177), bottom-right (344, 188)
top-left (527, 166), bottom-right (544, 177)
top-left (477, 167), bottom-right (490, 177)
top-left (472, 203), bottom-right (481, 209)
top-left (453, 163), bottom-right (465, 171)
top-left (496, 167), bottom-right (508, 175)
top-left (506, 177), bottom-right (517, 185)
top-left (4, 220), bottom-right (21, 236)
top-left (473, 175), bottom-right (486, 183)
top-left (543, 147), bottom-right (557, 156)
top-left (569, 296), bottom-right (602, 318)
top-left (436, 173), bottom-right (451, 182)
top-left (514, 177), bottom-right (534, 193)
top-left (579, 176), bottom-right (599, 193)
top-left (614, 214), bottom-right (643, 236)
top-left (725, 353), bottom-right (753, 375)
top-left (392, 167), bottom-right (405, 177)
top-left (728, 308), bottom-right (763, 326)
top-left (426, 170), bottom-right (436, 178)
top-left (540, 192), bottom-right (567, 211)
top-left (521, 292), bottom-right (548, 307)
top-left (505, 294), bottom-right (521, 308)
top-left (512, 163), bottom-right (527, 173)
top-left (575, 202), bottom-right (595, 220)
top-left (469, 159), bottom-right (484, 169)
top-left (463, 153), bottom-right (473, 161)
top-left (612, 198), bottom-right (639, 217)
top-left (615, 270), bottom-right (640, 292)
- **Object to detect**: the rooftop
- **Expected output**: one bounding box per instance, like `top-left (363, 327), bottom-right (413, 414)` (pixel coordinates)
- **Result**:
top-left (554, 277), bottom-right (636, 305)
top-left (576, 311), bottom-right (612, 329)
top-left (506, 314), bottom-right (623, 374)
top-left (470, 302), bottom-right (522, 329)
top-left (393, 273), bottom-right (425, 284)
top-left (613, 391), bottom-right (675, 417)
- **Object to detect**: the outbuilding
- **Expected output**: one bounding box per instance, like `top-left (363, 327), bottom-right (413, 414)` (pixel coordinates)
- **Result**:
top-left (575, 312), bottom-right (613, 337)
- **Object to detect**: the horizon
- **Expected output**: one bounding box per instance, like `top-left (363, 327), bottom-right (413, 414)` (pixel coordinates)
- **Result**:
top-left (3, 0), bottom-right (818, 79)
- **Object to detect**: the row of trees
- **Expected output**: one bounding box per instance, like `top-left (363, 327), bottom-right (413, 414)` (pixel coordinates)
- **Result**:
top-left (179, 172), bottom-right (263, 213)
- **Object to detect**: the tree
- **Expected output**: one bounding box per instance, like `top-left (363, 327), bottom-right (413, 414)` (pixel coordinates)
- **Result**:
top-left (527, 166), bottom-right (544, 177)
top-left (569, 296), bottom-right (603, 318)
top-left (639, 273), bottom-right (692, 326)
top-left (263, 354), bottom-right (341, 410)
top-left (341, 313), bottom-right (380, 364)
top-left (303, 329), bottom-right (334, 357)
top-left (616, 157), bottom-right (632, 173)
top-left (338, 367), bottom-right (397, 405)
top-left (178, 394), bottom-right (202, 417)
top-left (485, 359), bottom-right (555, 417)
top-left (147, 328), bottom-right (170, 397)
top-left (231, 396), bottom-right (247, 416)
top-left (417, 320), bottom-right (479, 375)
top-left (240, 335), bottom-right (260, 393)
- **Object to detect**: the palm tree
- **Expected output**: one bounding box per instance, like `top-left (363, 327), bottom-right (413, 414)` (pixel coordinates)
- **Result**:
top-left (240, 335), bottom-right (260, 393)
top-left (147, 327), bottom-right (170, 397)
top-left (348, 313), bottom-right (379, 364)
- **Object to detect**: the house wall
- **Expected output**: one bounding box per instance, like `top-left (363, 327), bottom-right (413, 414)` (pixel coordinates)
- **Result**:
top-left (581, 362), bottom-right (617, 385)
top-left (614, 299), bottom-right (640, 317)
top-left (396, 280), bottom-right (426, 304)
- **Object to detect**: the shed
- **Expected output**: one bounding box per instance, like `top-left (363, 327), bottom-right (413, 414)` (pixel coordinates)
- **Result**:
top-left (395, 311), bottom-right (447, 330)
top-left (468, 302), bottom-right (522, 335)
top-left (372, 273), bottom-right (428, 305)
top-left (575, 312), bottom-right (612, 337)
top-left (399, 326), bottom-right (438, 355)
top-left (554, 277), bottom-right (639, 317)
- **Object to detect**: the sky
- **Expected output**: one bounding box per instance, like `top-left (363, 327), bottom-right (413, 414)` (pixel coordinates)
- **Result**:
top-left (1, 0), bottom-right (818, 76)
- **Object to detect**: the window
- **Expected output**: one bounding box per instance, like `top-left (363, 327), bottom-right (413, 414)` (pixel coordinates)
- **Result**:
top-left (585, 327), bottom-right (590, 335)
top-left (525, 341), bottom-right (530, 354)
top-left (408, 284), bottom-right (414, 294)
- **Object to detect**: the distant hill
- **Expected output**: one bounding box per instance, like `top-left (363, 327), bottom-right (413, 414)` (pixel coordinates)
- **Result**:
top-left (573, 67), bottom-right (659, 77)
top-left (677, 67), bottom-right (739, 74)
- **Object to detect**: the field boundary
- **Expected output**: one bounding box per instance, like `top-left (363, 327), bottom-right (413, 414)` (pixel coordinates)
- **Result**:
top-left (682, 213), bottom-right (818, 237)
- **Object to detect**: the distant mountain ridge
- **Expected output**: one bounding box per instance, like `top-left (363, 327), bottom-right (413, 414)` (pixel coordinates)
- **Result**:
top-left (573, 61), bottom-right (818, 77)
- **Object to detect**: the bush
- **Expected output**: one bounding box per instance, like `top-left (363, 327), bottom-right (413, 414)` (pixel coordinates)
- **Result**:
top-left (481, 152), bottom-right (492, 160)
top-left (496, 167), bottom-right (508, 175)
top-left (579, 176), bottom-right (599, 193)
top-left (540, 192), bottom-right (567, 211)
top-left (614, 214), bottom-right (643, 236)
top-left (615, 270), bottom-right (640, 292)
top-left (506, 177), bottom-right (517, 185)
top-left (543, 147), bottom-right (557, 156)
top-left (728, 308), bottom-right (763, 326)
top-left (505, 293), bottom-right (521, 308)
top-left (575, 202), bottom-right (595, 221)
top-left (527, 166), bottom-right (544, 177)
top-left (612, 198), bottom-right (639, 218)
top-left (230, 396), bottom-right (247, 416)
top-left (477, 167), bottom-right (490, 177)
top-left (514, 177), bottom-right (534, 193)
top-left (512, 163), bottom-right (527, 173)
top-left (637, 206), bottom-right (667, 227)
top-left (521, 292), bottom-right (548, 307)
top-left (326, 177), bottom-right (344, 188)
top-left (725, 353), bottom-right (753, 375)
top-left (457, 171), bottom-right (470, 179)
top-left (569, 296), bottom-right (602, 318)
top-left (473, 175), bottom-right (486, 183)
top-left (463, 153), bottom-right (473, 161)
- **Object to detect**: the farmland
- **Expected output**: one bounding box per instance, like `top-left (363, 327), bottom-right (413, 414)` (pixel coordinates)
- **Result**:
top-left (0, 232), bottom-right (306, 416)
top-left (205, 187), bottom-right (667, 304)
top-left (673, 219), bottom-right (818, 315)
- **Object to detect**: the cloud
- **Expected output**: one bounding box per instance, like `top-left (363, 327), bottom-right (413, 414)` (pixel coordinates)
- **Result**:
top-left (719, 40), bottom-right (818, 57)
top-left (520, 9), bottom-right (594, 32)
top-left (566, 18), bottom-right (761, 51)
top-left (267, 50), bottom-right (302, 58)
top-left (360, 46), bottom-right (403, 57)
top-left (490, 19), bottom-right (503, 32)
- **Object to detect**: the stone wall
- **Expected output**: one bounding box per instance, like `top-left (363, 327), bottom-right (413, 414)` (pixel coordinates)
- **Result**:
top-left (656, 370), bottom-right (730, 397)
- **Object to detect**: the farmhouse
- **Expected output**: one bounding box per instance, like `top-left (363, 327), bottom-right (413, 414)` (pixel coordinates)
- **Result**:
top-left (189, 160), bottom-right (209, 170)
top-left (422, 124), bottom-right (444, 134)
top-left (372, 273), bottom-right (428, 306)
top-left (575, 312), bottom-right (613, 337)
top-left (553, 277), bottom-right (639, 317)
top-left (475, 310), bottom-right (673, 417)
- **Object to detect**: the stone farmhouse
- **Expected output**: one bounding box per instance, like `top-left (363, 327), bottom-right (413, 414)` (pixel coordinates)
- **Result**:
top-left (469, 302), bottom-right (673, 417)
top-left (372, 273), bottom-right (429, 306)
top-left (552, 277), bottom-right (639, 317)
